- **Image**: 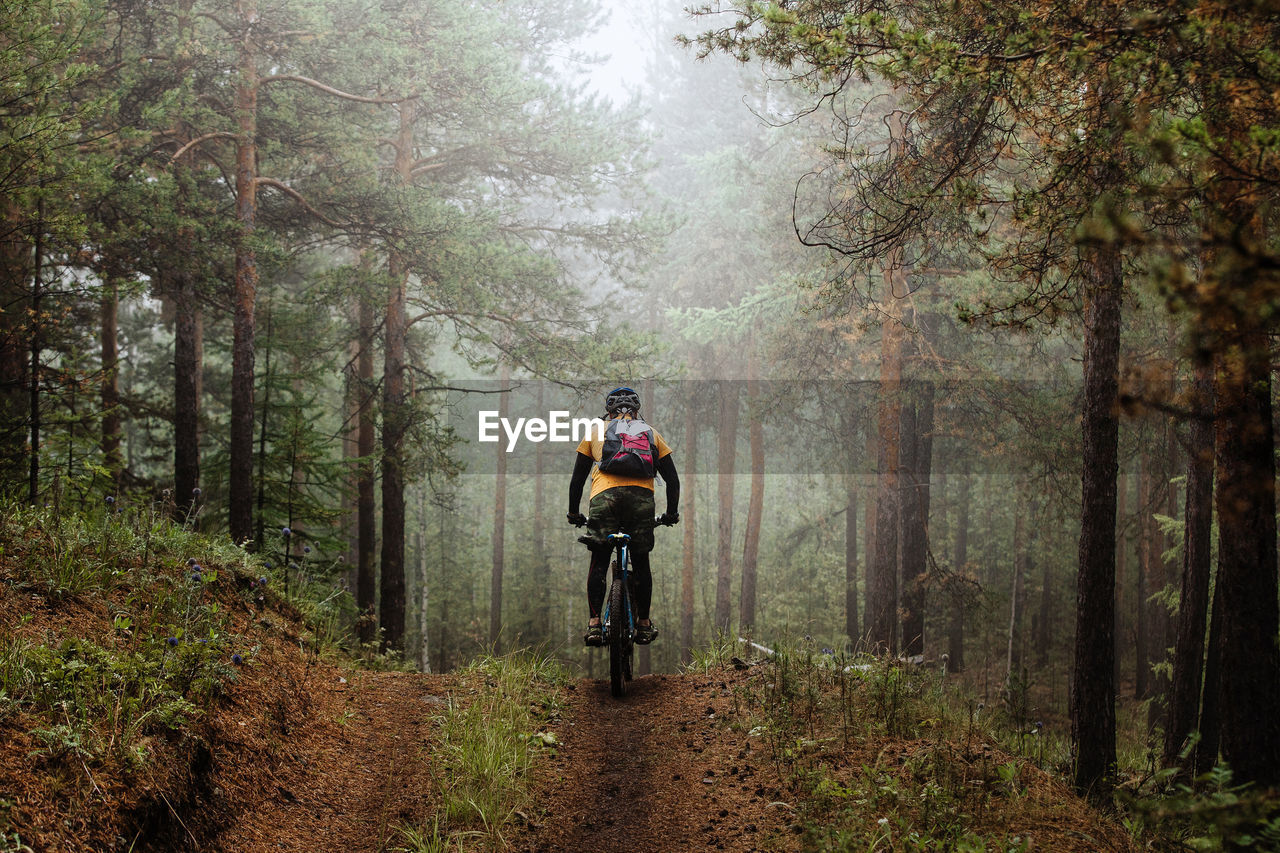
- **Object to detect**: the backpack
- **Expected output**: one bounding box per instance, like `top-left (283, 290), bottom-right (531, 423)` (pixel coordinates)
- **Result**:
top-left (598, 416), bottom-right (657, 478)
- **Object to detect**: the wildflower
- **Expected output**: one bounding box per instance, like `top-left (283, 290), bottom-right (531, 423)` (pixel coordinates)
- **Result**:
top-left (258, 576), bottom-right (268, 586)
top-left (190, 572), bottom-right (202, 582)
top-left (281, 527), bottom-right (291, 537)
top-left (187, 557), bottom-right (197, 566)
top-left (303, 545), bottom-right (311, 554)
top-left (192, 487), bottom-right (202, 497)
top-left (289, 562), bottom-right (298, 570)
top-left (264, 561), bottom-right (273, 569)
top-left (167, 636), bottom-right (179, 646)
top-left (231, 653), bottom-right (243, 665)
top-left (105, 495), bottom-right (115, 505)
top-left (249, 578), bottom-right (256, 587)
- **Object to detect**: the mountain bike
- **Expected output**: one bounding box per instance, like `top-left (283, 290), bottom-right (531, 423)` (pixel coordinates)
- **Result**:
top-left (599, 518), bottom-right (673, 698)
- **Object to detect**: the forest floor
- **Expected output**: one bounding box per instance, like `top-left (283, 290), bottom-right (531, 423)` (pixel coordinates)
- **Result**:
top-left (0, 508), bottom-right (1142, 852)
top-left (203, 659), bottom-right (1139, 853)
top-left (3, 632), bottom-right (1144, 852)
top-left (207, 664), bottom-right (801, 853)
top-left (509, 670), bottom-right (796, 853)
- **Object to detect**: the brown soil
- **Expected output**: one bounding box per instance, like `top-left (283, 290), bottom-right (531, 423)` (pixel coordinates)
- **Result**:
top-left (2, 546), bottom-right (1140, 853)
top-left (206, 666), bottom-right (450, 853)
top-left (510, 671), bottom-right (799, 853)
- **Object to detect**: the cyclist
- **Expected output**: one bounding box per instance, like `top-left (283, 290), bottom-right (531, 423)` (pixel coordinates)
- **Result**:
top-left (567, 386), bottom-right (679, 647)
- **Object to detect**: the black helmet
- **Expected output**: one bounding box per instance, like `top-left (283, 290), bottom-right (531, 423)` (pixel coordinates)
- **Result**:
top-left (604, 386), bottom-right (640, 416)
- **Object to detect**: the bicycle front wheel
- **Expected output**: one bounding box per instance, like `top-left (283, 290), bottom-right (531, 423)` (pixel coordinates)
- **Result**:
top-left (608, 571), bottom-right (628, 697)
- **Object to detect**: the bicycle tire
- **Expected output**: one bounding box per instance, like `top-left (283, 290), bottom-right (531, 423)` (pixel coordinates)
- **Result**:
top-left (608, 563), bottom-right (628, 697)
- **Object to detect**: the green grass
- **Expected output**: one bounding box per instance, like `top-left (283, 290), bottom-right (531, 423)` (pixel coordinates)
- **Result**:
top-left (395, 649), bottom-right (568, 853)
top-left (683, 631), bottom-right (738, 674)
top-left (718, 639), bottom-right (1280, 852)
top-left (0, 500), bottom-right (276, 769)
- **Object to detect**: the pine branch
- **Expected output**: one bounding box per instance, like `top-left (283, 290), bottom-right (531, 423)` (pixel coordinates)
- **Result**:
top-left (259, 74), bottom-right (414, 105)
top-left (168, 132), bottom-right (237, 163)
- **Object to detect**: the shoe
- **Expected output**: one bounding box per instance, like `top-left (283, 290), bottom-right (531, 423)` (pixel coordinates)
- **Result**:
top-left (583, 623), bottom-right (604, 646)
top-left (634, 622), bottom-right (658, 645)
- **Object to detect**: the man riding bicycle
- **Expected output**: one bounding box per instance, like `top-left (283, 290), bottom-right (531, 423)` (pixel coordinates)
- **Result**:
top-left (567, 387), bottom-right (679, 647)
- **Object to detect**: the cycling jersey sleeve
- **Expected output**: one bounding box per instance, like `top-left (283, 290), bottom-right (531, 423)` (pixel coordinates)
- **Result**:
top-left (568, 451), bottom-right (594, 514)
top-left (656, 453), bottom-right (679, 514)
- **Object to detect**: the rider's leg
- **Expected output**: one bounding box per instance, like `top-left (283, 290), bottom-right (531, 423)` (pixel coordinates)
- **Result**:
top-left (631, 550), bottom-right (653, 624)
top-left (586, 547), bottom-right (610, 624)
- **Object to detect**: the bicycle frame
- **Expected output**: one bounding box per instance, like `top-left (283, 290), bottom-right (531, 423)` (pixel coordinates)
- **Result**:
top-left (601, 532), bottom-right (634, 697)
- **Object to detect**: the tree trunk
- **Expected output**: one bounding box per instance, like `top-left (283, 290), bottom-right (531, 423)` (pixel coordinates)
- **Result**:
top-left (713, 380), bottom-right (739, 637)
top-left (1070, 240), bottom-right (1122, 802)
top-left (253, 307), bottom-right (273, 558)
top-left (1148, 435), bottom-right (1176, 734)
top-left (1164, 360), bottom-right (1214, 770)
top-left (28, 195), bottom-right (43, 504)
top-left (1194, 572), bottom-right (1224, 775)
top-left (948, 459), bottom-right (969, 672)
top-left (341, 308), bottom-right (359, 586)
top-left (868, 289), bottom-right (905, 654)
top-left (100, 276), bottom-right (122, 490)
top-left (416, 487), bottom-right (431, 672)
top-left (0, 200), bottom-right (30, 493)
top-left (490, 363), bottom-right (510, 651)
top-left (1115, 471), bottom-right (1128, 691)
top-left (680, 384), bottom-right (698, 666)
top-left (1212, 327), bottom-right (1280, 785)
top-left (739, 363), bottom-right (764, 632)
top-left (1007, 502), bottom-right (1027, 678)
top-left (379, 100), bottom-right (420, 653)
top-left (173, 268), bottom-right (203, 517)
top-left (900, 379), bottom-right (933, 658)
top-left (1035, 534), bottom-right (1052, 668)
top-left (863, 417), bottom-right (876, 646)
top-left (229, 8), bottom-right (259, 545)
top-left (867, 115), bottom-right (908, 656)
top-left (1135, 455), bottom-right (1151, 700)
top-left (1199, 74), bottom-right (1280, 791)
top-left (534, 382), bottom-right (549, 647)
top-left (355, 292), bottom-right (377, 646)
top-left (845, 468), bottom-right (858, 649)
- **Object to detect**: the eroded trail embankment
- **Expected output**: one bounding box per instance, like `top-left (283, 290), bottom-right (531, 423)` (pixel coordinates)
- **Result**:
top-left (511, 670), bottom-right (796, 853)
top-left (208, 667), bottom-right (447, 853)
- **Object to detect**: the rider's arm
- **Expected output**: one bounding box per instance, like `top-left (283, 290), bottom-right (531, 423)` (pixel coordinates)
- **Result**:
top-left (568, 451), bottom-right (593, 514)
top-left (656, 454), bottom-right (679, 514)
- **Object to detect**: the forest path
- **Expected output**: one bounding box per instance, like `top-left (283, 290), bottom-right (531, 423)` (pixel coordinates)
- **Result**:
top-left (510, 668), bottom-right (797, 853)
top-left (208, 657), bottom-right (795, 853)
top-left (209, 667), bottom-right (448, 853)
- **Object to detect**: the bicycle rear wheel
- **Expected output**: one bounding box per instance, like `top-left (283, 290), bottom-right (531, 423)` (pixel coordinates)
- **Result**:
top-left (608, 567), bottom-right (628, 697)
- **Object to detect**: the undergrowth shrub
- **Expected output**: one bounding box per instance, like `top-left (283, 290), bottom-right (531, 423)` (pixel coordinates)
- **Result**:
top-left (0, 501), bottom-right (270, 770)
top-left (396, 650), bottom-right (567, 853)
top-left (722, 639), bottom-right (1280, 851)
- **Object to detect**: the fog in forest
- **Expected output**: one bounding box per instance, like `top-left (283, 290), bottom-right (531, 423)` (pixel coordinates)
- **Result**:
top-left (4, 0), bottom-right (1280, 818)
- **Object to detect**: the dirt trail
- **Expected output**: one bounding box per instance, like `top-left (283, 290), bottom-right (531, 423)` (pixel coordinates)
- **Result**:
top-left (511, 670), bottom-right (796, 853)
top-left (211, 662), bottom-right (789, 853)
top-left (207, 665), bottom-right (450, 853)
